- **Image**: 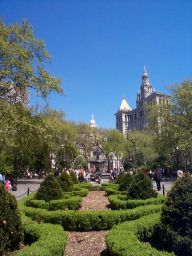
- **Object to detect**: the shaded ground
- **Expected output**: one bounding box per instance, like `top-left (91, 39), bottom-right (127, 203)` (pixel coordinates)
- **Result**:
top-left (64, 191), bottom-right (110, 256)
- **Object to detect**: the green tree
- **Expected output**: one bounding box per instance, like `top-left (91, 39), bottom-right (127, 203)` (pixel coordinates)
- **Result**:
top-left (0, 19), bottom-right (62, 100)
top-left (125, 131), bottom-right (158, 169)
top-left (101, 129), bottom-right (124, 171)
top-left (147, 80), bottom-right (192, 171)
top-left (0, 19), bottom-right (63, 176)
top-left (75, 123), bottom-right (96, 162)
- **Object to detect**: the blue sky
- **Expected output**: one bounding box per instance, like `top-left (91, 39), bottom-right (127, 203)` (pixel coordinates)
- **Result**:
top-left (1, 0), bottom-right (192, 128)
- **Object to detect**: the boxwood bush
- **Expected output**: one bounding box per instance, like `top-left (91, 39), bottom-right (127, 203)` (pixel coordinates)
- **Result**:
top-left (26, 196), bottom-right (82, 210)
top-left (128, 171), bottom-right (157, 199)
top-left (58, 171), bottom-right (73, 192)
top-left (0, 184), bottom-right (23, 255)
top-left (117, 172), bottom-right (133, 191)
top-left (23, 204), bottom-right (162, 231)
top-left (160, 174), bottom-right (192, 256)
top-left (35, 175), bottom-right (63, 202)
top-left (64, 187), bottom-right (88, 197)
top-left (101, 183), bottom-right (119, 196)
top-left (101, 183), bottom-right (119, 189)
top-left (13, 222), bottom-right (67, 256)
top-left (106, 213), bottom-right (175, 256)
top-left (75, 182), bottom-right (93, 190)
top-left (108, 194), bottom-right (166, 210)
top-left (26, 199), bottom-right (49, 209)
top-left (15, 194), bottom-right (67, 255)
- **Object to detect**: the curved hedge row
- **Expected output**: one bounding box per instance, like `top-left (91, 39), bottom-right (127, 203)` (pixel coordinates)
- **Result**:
top-left (108, 194), bottom-right (166, 210)
top-left (13, 222), bottom-right (67, 256)
top-left (74, 183), bottom-right (93, 190)
top-left (63, 187), bottom-right (88, 197)
top-left (26, 196), bottom-right (82, 210)
top-left (101, 183), bottom-right (119, 196)
top-left (106, 213), bottom-right (175, 256)
top-left (23, 204), bottom-right (162, 231)
top-left (12, 194), bottom-right (67, 256)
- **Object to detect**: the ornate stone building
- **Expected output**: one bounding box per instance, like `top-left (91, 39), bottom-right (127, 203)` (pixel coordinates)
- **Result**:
top-left (116, 67), bottom-right (169, 136)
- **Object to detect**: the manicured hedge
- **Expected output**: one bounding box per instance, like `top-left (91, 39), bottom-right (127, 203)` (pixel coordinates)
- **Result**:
top-left (23, 204), bottom-right (162, 231)
top-left (35, 175), bottom-right (63, 201)
top-left (49, 197), bottom-right (82, 210)
top-left (106, 213), bottom-right (175, 256)
top-left (26, 199), bottom-right (49, 209)
top-left (101, 183), bottom-right (119, 189)
top-left (0, 184), bottom-right (23, 255)
top-left (13, 223), bottom-right (67, 256)
top-left (101, 183), bottom-right (119, 196)
top-left (75, 183), bottom-right (93, 190)
top-left (63, 187), bottom-right (88, 197)
top-left (25, 196), bottom-right (82, 210)
top-left (15, 194), bottom-right (67, 256)
top-left (104, 187), bottom-right (120, 196)
top-left (108, 194), bottom-right (166, 210)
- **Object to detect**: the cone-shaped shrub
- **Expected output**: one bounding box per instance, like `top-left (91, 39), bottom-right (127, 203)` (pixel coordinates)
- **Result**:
top-left (70, 171), bottom-right (79, 184)
top-left (160, 174), bottom-right (192, 255)
top-left (58, 171), bottom-right (73, 192)
top-left (128, 171), bottom-right (157, 199)
top-left (35, 175), bottom-right (63, 201)
top-left (117, 172), bottom-right (133, 191)
top-left (0, 184), bottom-right (23, 254)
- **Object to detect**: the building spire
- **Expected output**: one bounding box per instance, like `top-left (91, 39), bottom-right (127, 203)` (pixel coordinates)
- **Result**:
top-left (143, 65), bottom-right (147, 74)
top-left (141, 65), bottom-right (152, 98)
top-left (142, 65), bottom-right (150, 85)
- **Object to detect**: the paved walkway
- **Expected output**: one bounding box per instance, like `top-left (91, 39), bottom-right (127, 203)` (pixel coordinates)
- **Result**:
top-left (10, 179), bottom-right (42, 200)
top-left (10, 178), bottom-right (174, 200)
top-left (64, 191), bottom-right (110, 256)
top-left (153, 180), bottom-right (174, 196)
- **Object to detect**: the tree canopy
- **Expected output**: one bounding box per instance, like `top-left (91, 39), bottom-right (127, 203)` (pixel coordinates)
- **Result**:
top-left (0, 19), bottom-right (62, 101)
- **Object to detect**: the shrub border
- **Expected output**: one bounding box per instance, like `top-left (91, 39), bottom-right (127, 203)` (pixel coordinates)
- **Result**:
top-left (13, 222), bottom-right (67, 256)
top-left (26, 196), bottom-right (82, 210)
top-left (106, 213), bottom-right (175, 256)
top-left (108, 194), bottom-right (166, 210)
top-left (23, 204), bottom-right (162, 231)
top-left (12, 195), bottom-right (67, 256)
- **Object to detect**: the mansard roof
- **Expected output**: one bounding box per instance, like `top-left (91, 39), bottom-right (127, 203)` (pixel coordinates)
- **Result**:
top-left (118, 97), bottom-right (132, 111)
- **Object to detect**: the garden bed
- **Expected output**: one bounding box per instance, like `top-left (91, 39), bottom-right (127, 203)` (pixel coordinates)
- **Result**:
top-left (106, 213), bottom-right (175, 256)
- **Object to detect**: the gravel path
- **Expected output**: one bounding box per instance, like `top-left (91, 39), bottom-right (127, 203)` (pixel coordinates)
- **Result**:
top-left (80, 191), bottom-right (110, 210)
top-left (65, 231), bottom-right (108, 256)
top-left (64, 191), bottom-right (110, 256)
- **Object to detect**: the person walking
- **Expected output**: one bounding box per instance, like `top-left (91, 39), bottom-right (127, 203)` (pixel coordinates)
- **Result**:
top-left (154, 166), bottom-right (162, 191)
